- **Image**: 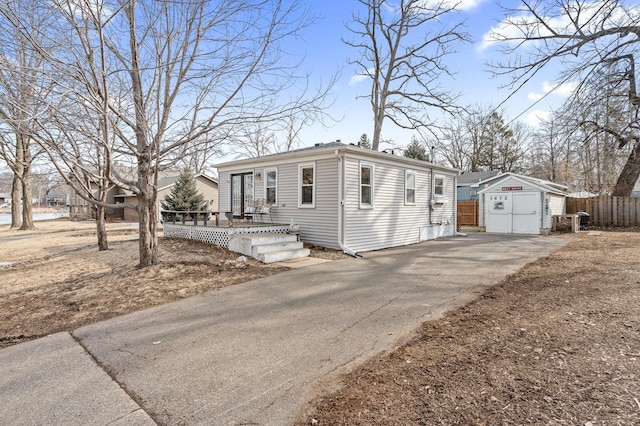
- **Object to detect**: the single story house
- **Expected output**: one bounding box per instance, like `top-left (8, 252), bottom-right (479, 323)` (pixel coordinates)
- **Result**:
top-left (478, 173), bottom-right (567, 234)
top-left (215, 141), bottom-right (458, 254)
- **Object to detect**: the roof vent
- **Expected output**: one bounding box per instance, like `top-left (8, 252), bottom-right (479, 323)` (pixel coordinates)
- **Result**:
top-left (314, 143), bottom-right (325, 147)
top-left (336, 139), bottom-right (341, 143)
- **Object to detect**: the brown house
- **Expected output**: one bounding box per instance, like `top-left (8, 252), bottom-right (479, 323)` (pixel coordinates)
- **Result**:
top-left (69, 172), bottom-right (218, 221)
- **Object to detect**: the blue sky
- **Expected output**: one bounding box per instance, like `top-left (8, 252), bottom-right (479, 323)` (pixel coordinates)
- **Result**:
top-left (291, 0), bottom-right (573, 150)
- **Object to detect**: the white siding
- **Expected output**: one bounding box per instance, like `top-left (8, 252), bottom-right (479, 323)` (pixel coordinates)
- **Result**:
top-left (343, 155), bottom-right (455, 252)
top-left (218, 171), bottom-right (230, 212)
top-left (543, 193), bottom-right (566, 229)
top-left (217, 147), bottom-right (457, 252)
top-left (218, 157), bottom-right (340, 249)
top-left (266, 158), bottom-right (340, 248)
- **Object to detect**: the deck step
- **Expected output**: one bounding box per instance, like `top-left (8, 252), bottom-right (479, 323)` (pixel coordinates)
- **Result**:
top-left (252, 241), bottom-right (304, 257)
top-left (258, 248), bottom-right (311, 264)
top-left (228, 232), bottom-right (309, 264)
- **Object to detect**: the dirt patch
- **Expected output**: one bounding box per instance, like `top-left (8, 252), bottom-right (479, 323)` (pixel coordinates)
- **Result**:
top-left (299, 231), bottom-right (640, 425)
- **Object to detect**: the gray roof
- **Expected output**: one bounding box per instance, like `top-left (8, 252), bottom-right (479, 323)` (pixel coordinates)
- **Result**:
top-left (215, 141), bottom-right (459, 174)
top-left (457, 171), bottom-right (501, 186)
top-left (477, 172), bottom-right (568, 196)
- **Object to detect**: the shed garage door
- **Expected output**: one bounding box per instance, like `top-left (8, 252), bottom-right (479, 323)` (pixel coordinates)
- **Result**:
top-left (485, 192), bottom-right (541, 234)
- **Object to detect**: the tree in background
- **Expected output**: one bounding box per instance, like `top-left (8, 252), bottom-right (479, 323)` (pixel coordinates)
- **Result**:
top-left (344, 0), bottom-right (468, 151)
top-left (403, 136), bottom-right (429, 161)
top-left (437, 106), bottom-right (527, 173)
top-left (0, 0), bottom-right (54, 230)
top-left (478, 112), bottom-right (527, 173)
top-left (161, 169), bottom-right (207, 219)
top-left (488, 0), bottom-right (640, 195)
top-left (358, 133), bottom-right (371, 149)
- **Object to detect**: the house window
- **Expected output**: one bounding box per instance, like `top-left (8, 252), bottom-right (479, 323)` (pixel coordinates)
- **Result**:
top-left (405, 170), bottom-right (416, 205)
top-left (265, 168), bottom-right (277, 205)
top-left (298, 163), bottom-right (315, 208)
top-left (360, 163), bottom-right (374, 208)
top-left (434, 176), bottom-right (444, 196)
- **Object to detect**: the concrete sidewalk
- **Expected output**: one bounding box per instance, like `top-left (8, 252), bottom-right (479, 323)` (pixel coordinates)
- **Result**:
top-left (0, 233), bottom-right (569, 425)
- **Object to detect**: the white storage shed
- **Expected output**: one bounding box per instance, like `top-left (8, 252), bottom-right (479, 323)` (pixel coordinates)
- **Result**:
top-left (478, 173), bottom-right (567, 235)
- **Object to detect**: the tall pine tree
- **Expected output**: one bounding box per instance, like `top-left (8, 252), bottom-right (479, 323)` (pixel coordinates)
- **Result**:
top-left (161, 168), bottom-right (207, 219)
top-left (358, 133), bottom-right (372, 149)
top-left (403, 136), bottom-right (429, 161)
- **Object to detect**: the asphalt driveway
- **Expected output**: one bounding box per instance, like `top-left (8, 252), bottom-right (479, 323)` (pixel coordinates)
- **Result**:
top-left (1, 233), bottom-right (569, 425)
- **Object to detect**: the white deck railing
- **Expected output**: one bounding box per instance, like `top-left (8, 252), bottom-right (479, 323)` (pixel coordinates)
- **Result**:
top-left (163, 223), bottom-right (290, 248)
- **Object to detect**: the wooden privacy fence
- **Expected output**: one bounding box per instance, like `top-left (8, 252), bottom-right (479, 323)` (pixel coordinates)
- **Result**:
top-left (566, 196), bottom-right (640, 227)
top-left (457, 200), bottom-right (479, 226)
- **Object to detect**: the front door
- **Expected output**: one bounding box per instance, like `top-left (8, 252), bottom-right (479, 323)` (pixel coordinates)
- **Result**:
top-left (231, 173), bottom-right (254, 218)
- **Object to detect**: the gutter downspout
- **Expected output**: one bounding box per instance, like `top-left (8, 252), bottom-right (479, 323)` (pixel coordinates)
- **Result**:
top-left (336, 149), bottom-right (360, 258)
top-left (429, 146), bottom-right (435, 225)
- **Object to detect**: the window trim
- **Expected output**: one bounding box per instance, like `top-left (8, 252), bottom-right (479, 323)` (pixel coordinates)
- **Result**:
top-left (359, 162), bottom-right (374, 209)
top-left (434, 175), bottom-right (445, 197)
top-left (298, 162), bottom-right (316, 208)
top-left (264, 168), bottom-right (278, 205)
top-left (405, 169), bottom-right (416, 205)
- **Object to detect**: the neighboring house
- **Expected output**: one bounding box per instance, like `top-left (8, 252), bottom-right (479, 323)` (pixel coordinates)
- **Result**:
top-left (456, 171), bottom-right (501, 201)
top-left (215, 141), bottom-right (458, 254)
top-left (116, 173), bottom-right (219, 221)
top-left (69, 171), bottom-right (218, 221)
top-left (0, 193), bottom-right (9, 205)
top-left (477, 173), bottom-right (567, 235)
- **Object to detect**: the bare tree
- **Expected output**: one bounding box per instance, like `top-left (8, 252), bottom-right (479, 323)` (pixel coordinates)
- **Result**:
top-left (226, 74), bottom-right (338, 158)
top-left (437, 105), bottom-right (528, 172)
top-left (488, 0), bottom-right (640, 195)
top-left (344, 0), bottom-right (469, 151)
top-left (12, 0), bottom-right (321, 267)
top-left (230, 124), bottom-right (280, 158)
top-left (527, 115), bottom-right (568, 183)
top-left (0, 0), bottom-right (55, 229)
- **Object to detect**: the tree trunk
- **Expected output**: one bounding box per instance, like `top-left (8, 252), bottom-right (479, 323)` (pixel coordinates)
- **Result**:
top-left (372, 109), bottom-right (383, 151)
top-left (137, 162), bottom-right (158, 267)
top-left (96, 205), bottom-right (108, 251)
top-left (612, 139), bottom-right (640, 196)
top-left (20, 148), bottom-right (35, 230)
top-left (137, 193), bottom-right (158, 267)
top-left (10, 174), bottom-right (22, 229)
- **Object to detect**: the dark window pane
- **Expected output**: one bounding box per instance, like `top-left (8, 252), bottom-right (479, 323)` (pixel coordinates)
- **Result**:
top-left (266, 188), bottom-right (276, 204)
top-left (302, 186), bottom-right (313, 204)
top-left (361, 186), bottom-right (371, 204)
top-left (302, 167), bottom-right (313, 185)
top-left (361, 167), bottom-right (370, 185)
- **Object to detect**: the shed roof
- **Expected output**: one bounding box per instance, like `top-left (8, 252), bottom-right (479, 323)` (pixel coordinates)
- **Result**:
top-left (477, 172), bottom-right (567, 196)
top-left (215, 141), bottom-right (458, 174)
